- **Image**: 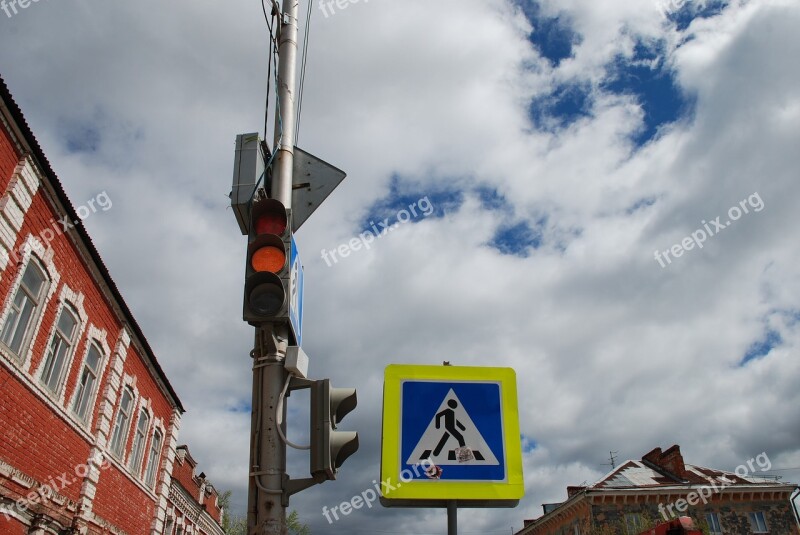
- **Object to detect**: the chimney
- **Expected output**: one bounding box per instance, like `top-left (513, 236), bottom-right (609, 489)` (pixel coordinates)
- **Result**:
top-left (660, 445), bottom-right (687, 479)
top-left (642, 445), bottom-right (687, 480)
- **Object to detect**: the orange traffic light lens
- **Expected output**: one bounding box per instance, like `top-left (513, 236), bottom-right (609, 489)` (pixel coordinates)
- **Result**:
top-left (255, 213), bottom-right (287, 236)
top-left (251, 246), bottom-right (286, 273)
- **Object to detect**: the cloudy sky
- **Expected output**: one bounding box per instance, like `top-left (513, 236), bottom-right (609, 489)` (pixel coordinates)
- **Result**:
top-left (2, 0), bottom-right (799, 532)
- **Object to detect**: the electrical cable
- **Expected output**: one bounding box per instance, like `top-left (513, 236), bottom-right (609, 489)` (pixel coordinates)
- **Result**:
top-left (295, 0), bottom-right (314, 145)
top-left (277, 374), bottom-right (311, 450)
top-left (261, 0), bottom-right (277, 141)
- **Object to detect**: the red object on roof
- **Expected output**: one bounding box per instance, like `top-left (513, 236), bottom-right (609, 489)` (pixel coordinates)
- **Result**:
top-left (638, 517), bottom-right (702, 535)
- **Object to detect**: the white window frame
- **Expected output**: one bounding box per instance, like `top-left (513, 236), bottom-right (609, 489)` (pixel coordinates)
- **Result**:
top-left (0, 237), bottom-right (60, 369)
top-left (70, 339), bottom-right (105, 423)
top-left (110, 386), bottom-right (135, 458)
top-left (39, 303), bottom-right (80, 394)
top-left (0, 256), bottom-right (49, 358)
top-left (748, 511), bottom-right (768, 533)
top-left (706, 512), bottom-right (722, 534)
top-left (129, 407), bottom-right (151, 474)
top-left (144, 427), bottom-right (164, 488)
top-left (624, 513), bottom-right (643, 535)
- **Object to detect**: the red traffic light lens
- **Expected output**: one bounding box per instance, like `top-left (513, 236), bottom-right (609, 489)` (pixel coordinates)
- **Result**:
top-left (249, 282), bottom-right (285, 316)
top-left (251, 246), bottom-right (286, 273)
top-left (255, 212), bottom-right (287, 236)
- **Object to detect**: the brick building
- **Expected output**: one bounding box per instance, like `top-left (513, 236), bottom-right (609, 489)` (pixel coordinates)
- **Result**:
top-left (516, 445), bottom-right (800, 535)
top-left (0, 76), bottom-right (224, 535)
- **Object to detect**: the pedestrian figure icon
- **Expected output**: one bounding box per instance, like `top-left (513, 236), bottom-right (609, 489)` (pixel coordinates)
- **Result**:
top-left (407, 389), bottom-right (498, 466)
top-left (433, 400), bottom-right (466, 456)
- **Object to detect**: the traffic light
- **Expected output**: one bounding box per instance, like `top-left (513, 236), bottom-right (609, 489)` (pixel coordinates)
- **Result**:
top-left (244, 198), bottom-right (292, 324)
top-left (311, 379), bottom-right (359, 481)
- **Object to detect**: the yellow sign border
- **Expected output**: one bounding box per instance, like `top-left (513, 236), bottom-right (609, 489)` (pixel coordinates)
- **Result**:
top-left (380, 364), bottom-right (524, 502)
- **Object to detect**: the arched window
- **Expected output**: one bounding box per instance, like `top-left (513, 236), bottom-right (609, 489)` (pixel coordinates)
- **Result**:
top-left (72, 342), bottom-right (104, 421)
top-left (40, 304), bottom-right (79, 393)
top-left (1, 258), bottom-right (48, 356)
top-left (129, 408), bottom-right (150, 473)
top-left (110, 387), bottom-right (134, 457)
top-left (144, 428), bottom-right (163, 487)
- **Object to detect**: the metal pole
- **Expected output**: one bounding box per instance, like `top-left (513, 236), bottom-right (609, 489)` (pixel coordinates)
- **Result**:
top-left (272, 0), bottom-right (300, 207)
top-left (248, 0), bottom-right (300, 533)
top-left (447, 500), bottom-right (458, 535)
top-left (250, 325), bottom-right (290, 535)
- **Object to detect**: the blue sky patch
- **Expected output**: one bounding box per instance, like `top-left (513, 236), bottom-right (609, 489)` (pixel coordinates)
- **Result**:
top-left (475, 185), bottom-right (512, 213)
top-left (626, 197), bottom-right (658, 214)
top-left (522, 436), bottom-right (538, 453)
top-left (530, 82), bottom-right (593, 131)
top-left (740, 329), bottom-right (782, 366)
top-left (661, 0), bottom-right (729, 32)
top-left (59, 117), bottom-right (102, 154)
top-left (602, 40), bottom-right (696, 147)
top-left (515, 1), bottom-right (581, 67)
top-left (490, 218), bottom-right (547, 257)
top-left (360, 174), bottom-right (463, 232)
top-left (227, 400), bottom-right (252, 414)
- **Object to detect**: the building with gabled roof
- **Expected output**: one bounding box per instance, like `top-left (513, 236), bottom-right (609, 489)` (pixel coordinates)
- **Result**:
top-left (516, 445), bottom-right (799, 535)
top-left (0, 74), bottom-right (225, 535)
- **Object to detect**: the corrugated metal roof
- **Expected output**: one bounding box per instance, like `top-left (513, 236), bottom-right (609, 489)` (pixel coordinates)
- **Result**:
top-left (593, 461), bottom-right (782, 489)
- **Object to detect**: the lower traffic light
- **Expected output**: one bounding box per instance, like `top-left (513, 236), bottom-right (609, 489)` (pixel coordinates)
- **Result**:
top-left (310, 379), bottom-right (359, 481)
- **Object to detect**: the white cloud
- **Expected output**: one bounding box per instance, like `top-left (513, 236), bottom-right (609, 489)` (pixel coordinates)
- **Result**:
top-left (1, 0), bottom-right (799, 531)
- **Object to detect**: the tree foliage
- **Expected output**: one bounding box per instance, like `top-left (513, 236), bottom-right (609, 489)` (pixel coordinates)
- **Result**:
top-left (217, 491), bottom-right (309, 535)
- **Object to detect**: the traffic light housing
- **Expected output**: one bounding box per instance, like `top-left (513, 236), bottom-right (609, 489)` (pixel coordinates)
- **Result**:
top-left (310, 379), bottom-right (359, 482)
top-left (244, 198), bottom-right (292, 325)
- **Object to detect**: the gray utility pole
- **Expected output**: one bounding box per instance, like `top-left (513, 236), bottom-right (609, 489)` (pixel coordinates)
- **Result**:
top-left (248, 0), bottom-right (299, 534)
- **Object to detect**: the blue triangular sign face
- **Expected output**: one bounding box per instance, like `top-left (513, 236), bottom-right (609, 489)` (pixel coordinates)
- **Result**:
top-left (406, 389), bottom-right (499, 466)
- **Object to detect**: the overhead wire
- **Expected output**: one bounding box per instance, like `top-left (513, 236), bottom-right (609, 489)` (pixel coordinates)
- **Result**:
top-left (295, 0), bottom-right (314, 145)
top-left (261, 0), bottom-right (279, 142)
top-left (251, 0), bottom-right (284, 205)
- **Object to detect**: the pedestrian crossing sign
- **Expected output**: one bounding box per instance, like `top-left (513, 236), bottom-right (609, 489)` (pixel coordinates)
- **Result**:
top-left (380, 365), bottom-right (524, 506)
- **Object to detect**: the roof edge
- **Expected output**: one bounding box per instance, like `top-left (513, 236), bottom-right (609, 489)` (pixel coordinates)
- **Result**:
top-left (0, 74), bottom-right (184, 413)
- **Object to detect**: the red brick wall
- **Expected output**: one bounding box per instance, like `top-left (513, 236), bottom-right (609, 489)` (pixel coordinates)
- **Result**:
top-left (173, 455), bottom-right (198, 500)
top-left (0, 517), bottom-right (28, 535)
top-left (92, 465), bottom-right (157, 535)
top-left (207, 493), bottom-right (222, 524)
top-left (0, 120), bottom-right (20, 194)
top-left (0, 365), bottom-right (91, 504)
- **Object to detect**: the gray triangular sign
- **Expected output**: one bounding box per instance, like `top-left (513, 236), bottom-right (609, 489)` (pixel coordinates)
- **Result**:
top-left (291, 147), bottom-right (346, 232)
